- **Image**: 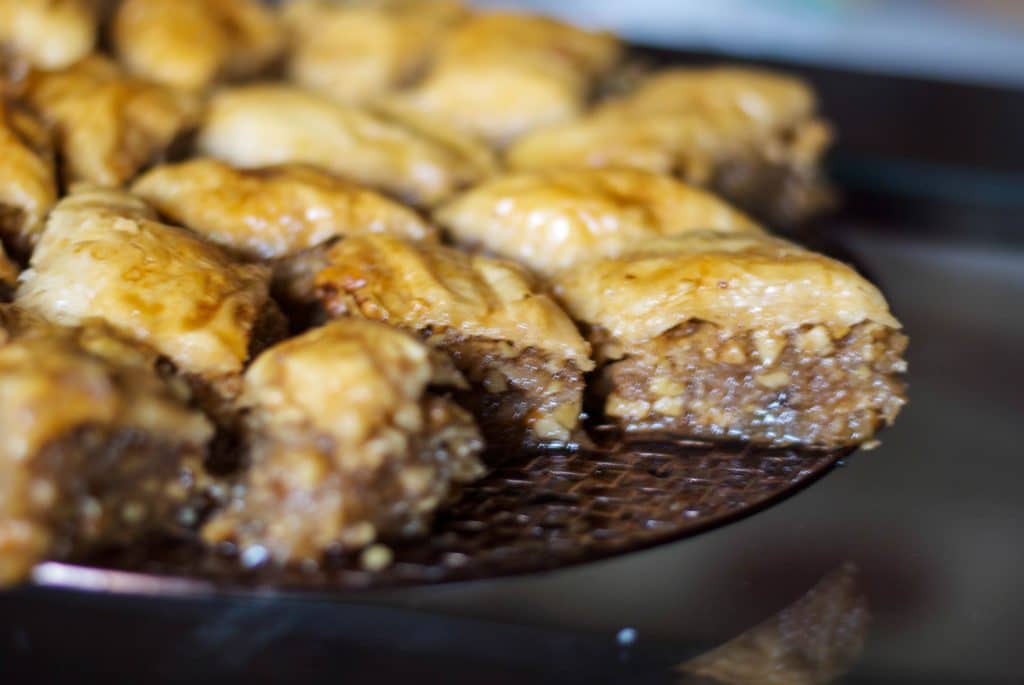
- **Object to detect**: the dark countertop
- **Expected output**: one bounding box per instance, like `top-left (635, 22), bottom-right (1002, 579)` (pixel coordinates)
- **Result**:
top-left (2, 59), bottom-right (1023, 685)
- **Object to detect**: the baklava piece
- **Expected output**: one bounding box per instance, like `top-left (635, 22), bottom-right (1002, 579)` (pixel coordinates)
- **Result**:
top-left (132, 158), bottom-right (435, 260)
top-left (508, 67), bottom-right (833, 225)
top-left (16, 186), bottom-right (280, 398)
top-left (435, 168), bottom-right (762, 277)
top-left (283, 0), bottom-right (466, 104)
top-left (0, 0), bottom-right (96, 70)
top-left (0, 305), bottom-right (213, 586)
top-left (552, 233), bottom-right (907, 448)
top-left (311, 234), bottom-right (594, 445)
top-left (21, 55), bottom-right (201, 187)
top-left (112, 0), bottom-right (284, 92)
top-left (201, 319), bottom-right (484, 565)
top-left (0, 100), bottom-right (57, 258)
top-left (197, 84), bottom-right (495, 207)
top-left (392, 11), bottom-right (621, 145)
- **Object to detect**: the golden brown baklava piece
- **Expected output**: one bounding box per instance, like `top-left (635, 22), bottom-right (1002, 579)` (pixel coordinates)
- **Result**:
top-left (435, 168), bottom-right (763, 278)
top-left (312, 234), bottom-right (594, 445)
top-left (112, 0), bottom-right (284, 92)
top-left (0, 100), bottom-right (56, 258)
top-left (202, 319), bottom-right (484, 565)
top-left (0, 305), bottom-right (213, 586)
top-left (0, 0), bottom-right (96, 71)
top-left (16, 186), bottom-right (278, 392)
top-left (553, 233), bottom-right (907, 448)
top-left (132, 158), bottom-right (435, 260)
top-left (392, 11), bottom-right (621, 145)
top-left (197, 84), bottom-right (495, 207)
top-left (283, 0), bottom-right (466, 104)
top-left (21, 55), bottom-right (201, 187)
top-left (508, 67), bottom-right (833, 225)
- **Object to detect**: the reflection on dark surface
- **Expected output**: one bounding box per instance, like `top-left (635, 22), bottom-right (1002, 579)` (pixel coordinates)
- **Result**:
top-left (677, 564), bottom-right (868, 685)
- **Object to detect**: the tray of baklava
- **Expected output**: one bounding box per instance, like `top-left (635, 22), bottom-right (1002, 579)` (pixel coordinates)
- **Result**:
top-left (0, 0), bottom-right (906, 592)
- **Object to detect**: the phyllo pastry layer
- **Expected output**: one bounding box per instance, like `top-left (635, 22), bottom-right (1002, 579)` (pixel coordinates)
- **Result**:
top-left (435, 168), bottom-right (762, 277)
top-left (0, 101), bottom-right (56, 258)
top-left (553, 233), bottom-right (907, 448)
top-left (112, 0), bottom-right (284, 92)
top-left (196, 84), bottom-right (496, 207)
top-left (202, 319), bottom-right (484, 564)
top-left (310, 234), bottom-right (594, 445)
top-left (16, 186), bottom-right (280, 388)
top-left (21, 55), bottom-right (201, 188)
top-left (283, 0), bottom-right (466, 105)
top-left (133, 158), bottom-right (436, 260)
top-left (508, 67), bottom-right (833, 225)
top-left (392, 11), bottom-right (621, 145)
top-left (0, 305), bottom-right (213, 586)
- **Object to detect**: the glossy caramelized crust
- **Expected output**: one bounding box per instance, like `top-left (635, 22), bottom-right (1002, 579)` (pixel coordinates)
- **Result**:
top-left (553, 232), bottom-right (900, 347)
top-left (21, 55), bottom-right (201, 187)
top-left (16, 186), bottom-right (273, 382)
top-left (0, 306), bottom-right (213, 586)
top-left (0, 101), bottom-right (56, 257)
top-left (0, 0), bottom-right (96, 70)
top-left (202, 319), bottom-right (485, 563)
top-left (197, 84), bottom-right (496, 207)
top-left (435, 168), bottom-right (764, 277)
top-left (113, 0), bottom-right (284, 91)
top-left (507, 67), bottom-right (832, 223)
top-left (132, 159), bottom-right (436, 260)
top-left (393, 11), bottom-right (621, 145)
top-left (314, 235), bottom-right (593, 444)
top-left (316, 234), bottom-right (592, 365)
top-left (284, 0), bottom-right (466, 104)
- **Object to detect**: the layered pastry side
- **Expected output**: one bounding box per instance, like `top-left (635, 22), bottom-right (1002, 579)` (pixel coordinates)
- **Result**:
top-left (15, 186), bottom-right (282, 405)
top-left (132, 158), bottom-right (436, 261)
top-left (20, 55), bottom-right (201, 187)
top-left (309, 234), bottom-right (594, 446)
top-left (0, 0), bottom-right (96, 70)
top-left (283, 0), bottom-right (467, 105)
top-left (435, 168), bottom-right (763, 278)
top-left (0, 305), bottom-right (213, 586)
top-left (112, 0), bottom-right (284, 92)
top-left (507, 67), bottom-right (834, 226)
top-left (0, 100), bottom-right (57, 259)
top-left (201, 319), bottom-right (485, 565)
top-left (552, 233), bottom-right (908, 449)
top-left (196, 84), bottom-right (496, 208)
top-left (387, 11), bottom-right (622, 146)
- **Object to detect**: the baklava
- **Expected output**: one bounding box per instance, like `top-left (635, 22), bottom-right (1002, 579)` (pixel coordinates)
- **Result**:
top-left (16, 186), bottom-right (280, 396)
top-left (391, 11), bottom-right (621, 145)
top-left (21, 55), bottom-right (201, 187)
top-left (0, 305), bottom-right (213, 586)
top-left (131, 158), bottom-right (435, 260)
top-left (508, 67), bottom-right (833, 225)
top-left (311, 234), bottom-right (594, 445)
top-left (0, 100), bottom-right (56, 258)
top-left (112, 0), bottom-right (285, 92)
top-left (435, 168), bottom-right (763, 277)
top-left (0, 0), bottom-right (96, 71)
top-left (201, 319), bottom-right (484, 564)
top-left (196, 84), bottom-right (496, 207)
top-left (552, 233), bottom-right (907, 448)
top-left (283, 0), bottom-right (466, 104)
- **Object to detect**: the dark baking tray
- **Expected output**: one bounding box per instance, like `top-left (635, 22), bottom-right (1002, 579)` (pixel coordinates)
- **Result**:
top-left (33, 426), bottom-right (848, 593)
